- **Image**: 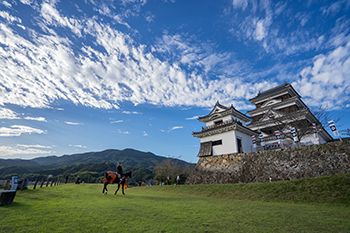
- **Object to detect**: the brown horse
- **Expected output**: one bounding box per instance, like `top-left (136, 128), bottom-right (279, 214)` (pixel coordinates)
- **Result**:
top-left (102, 171), bottom-right (132, 194)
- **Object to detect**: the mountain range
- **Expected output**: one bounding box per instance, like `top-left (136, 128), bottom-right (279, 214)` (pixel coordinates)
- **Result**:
top-left (0, 149), bottom-right (194, 183)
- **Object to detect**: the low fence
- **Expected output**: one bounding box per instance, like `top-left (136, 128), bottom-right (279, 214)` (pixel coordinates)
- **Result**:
top-left (0, 175), bottom-right (76, 206)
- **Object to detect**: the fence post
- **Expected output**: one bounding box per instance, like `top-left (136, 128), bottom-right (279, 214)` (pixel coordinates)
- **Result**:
top-left (40, 179), bottom-right (45, 188)
top-left (20, 178), bottom-right (27, 191)
top-left (33, 178), bottom-right (39, 190)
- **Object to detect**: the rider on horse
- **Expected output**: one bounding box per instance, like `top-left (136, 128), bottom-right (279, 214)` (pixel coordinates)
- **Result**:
top-left (102, 163), bottom-right (131, 195)
top-left (116, 163), bottom-right (123, 177)
top-left (115, 163), bottom-right (126, 195)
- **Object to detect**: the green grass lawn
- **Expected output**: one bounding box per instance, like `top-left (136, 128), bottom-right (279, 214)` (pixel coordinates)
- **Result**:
top-left (1, 175), bottom-right (349, 233)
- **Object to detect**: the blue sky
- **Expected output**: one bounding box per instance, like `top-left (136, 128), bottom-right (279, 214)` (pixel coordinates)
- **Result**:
top-left (0, 0), bottom-right (349, 162)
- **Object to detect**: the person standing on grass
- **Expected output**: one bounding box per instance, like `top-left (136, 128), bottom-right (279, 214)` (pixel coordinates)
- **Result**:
top-left (176, 175), bottom-right (180, 185)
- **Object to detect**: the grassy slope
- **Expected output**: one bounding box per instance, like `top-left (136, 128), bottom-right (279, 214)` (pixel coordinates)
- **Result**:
top-left (0, 175), bottom-right (349, 233)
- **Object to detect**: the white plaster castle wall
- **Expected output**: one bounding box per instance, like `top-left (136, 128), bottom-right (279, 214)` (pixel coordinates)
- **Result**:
top-left (300, 133), bottom-right (320, 145)
top-left (301, 133), bottom-right (327, 145)
top-left (200, 131), bottom-right (237, 155)
top-left (234, 130), bottom-right (255, 153)
top-left (199, 129), bottom-right (255, 155)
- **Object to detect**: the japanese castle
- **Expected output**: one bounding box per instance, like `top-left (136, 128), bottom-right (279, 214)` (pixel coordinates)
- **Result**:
top-left (193, 83), bottom-right (332, 157)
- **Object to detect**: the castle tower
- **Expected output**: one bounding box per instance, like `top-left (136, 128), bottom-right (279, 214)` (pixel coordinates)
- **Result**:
top-left (247, 83), bottom-right (332, 149)
top-left (193, 101), bottom-right (257, 157)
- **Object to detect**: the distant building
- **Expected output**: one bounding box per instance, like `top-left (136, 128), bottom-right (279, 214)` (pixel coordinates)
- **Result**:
top-left (193, 101), bottom-right (257, 157)
top-left (247, 83), bottom-right (332, 149)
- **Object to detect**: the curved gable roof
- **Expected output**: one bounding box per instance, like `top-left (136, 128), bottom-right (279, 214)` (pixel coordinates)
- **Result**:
top-left (198, 101), bottom-right (251, 122)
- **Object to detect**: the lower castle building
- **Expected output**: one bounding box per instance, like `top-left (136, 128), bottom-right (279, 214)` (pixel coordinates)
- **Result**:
top-left (192, 101), bottom-right (257, 157)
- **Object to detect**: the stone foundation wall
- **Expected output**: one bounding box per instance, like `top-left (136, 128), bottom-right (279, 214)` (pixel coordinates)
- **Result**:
top-left (187, 141), bottom-right (350, 184)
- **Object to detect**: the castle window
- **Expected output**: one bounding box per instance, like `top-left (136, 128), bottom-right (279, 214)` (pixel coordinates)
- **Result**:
top-left (212, 140), bottom-right (222, 146)
top-left (214, 120), bottom-right (223, 125)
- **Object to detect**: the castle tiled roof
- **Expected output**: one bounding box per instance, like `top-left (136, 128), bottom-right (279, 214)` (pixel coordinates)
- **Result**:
top-left (249, 83), bottom-right (300, 103)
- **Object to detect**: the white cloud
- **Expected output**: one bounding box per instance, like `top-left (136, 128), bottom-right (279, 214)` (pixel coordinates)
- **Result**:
top-left (321, 0), bottom-right (346, 15)
top-left (170, 126), bottom-right (183, 131)
top-left (228, 1), bottom-right (328, 55)
top-left (143, 130), bottom-right (148, 136)
top-left (0, 107), bottom-right (47, 122)
top-left (155, 33), bottom-right (233, 75)
top-left (122, 111), bottom-right (142, 115)
top-left (16, 144), bottom-right (52, 149)
top-left (0, 0), bottom-right (348, 114)
top-left (232, 0), bottom-right (248, 10)
top-left (255, 20), bottom-right (266, 41)
top-left (0, 11), bottom-right (21, 23)
top-left (0, 125), bottom-right (45, 137)
top-left (68, 144), bottom-right (87, 149)
top-left (145, 14), bottom-right (155, 23)
top-left (2, 1), bottom-right (12, 8)
top-left (0, 2), bottom-right (269, 111)
top-left (23, 116), bottom-right (47, 122)
top-left (293, 41), bottom-right (350, 109)
top-left (0, 144), bottom-right (53, 158)
top-left (116, 129), bottom-right (130, 134)
top-left (64, 121), bottom-right (83, 125)
top-left (0, 107), bottom-right (19, 119)
top-left (161, 125), bottom-right (183, 133)
top-left (110, 120), bottom-right (124, 124)
top-left (40, 2), bottom-right (82, 36)
top-left (19, 0), bottom-right (32, 5)
top-left (185, 115), bottom-right (199, 120)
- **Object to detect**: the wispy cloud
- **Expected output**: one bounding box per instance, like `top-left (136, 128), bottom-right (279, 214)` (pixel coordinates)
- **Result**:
top-left (0, 11), bottom-right (21, 23)
top-left (145, 13), bottom-right (155, 23)
top-left (0, 2), bottom-right (268, 111)
top-left (23, 116), bottom-right (47, 122)
top-left (16, 144), bottom-right (52, 149)
top-left (0, 144), bottom-right (53, 158)
top-left (116, 129), bottom-right (130, 134)
top-left (0, 125), bottom-right (45, 137)
top-left (161, 125), bottom-right (184, 133)
top-left (321, 0), bottom-right (347, 16)
top-left (122, 111), bottom-right (142, 115)
top-left (0, 107), bottom-right (47, 122)
top-left (186, 115), bottom-right (199, 120)
top-left (0, 107), bottom-right (19, 120)
top-left (143, 131), bottom-right (148, 136)
top-left (68, 144), bottom-right (87, 149)
top-left (232, 0), bottom-right (248, 10)
top-left (170, 126), bottom-right (183, 131)
top-left (293, 41), bottom-right (350, 109)
top-left (40, 1), bottom-right (82, 36)
top-left (110, 120), bottom-right (124, 124)
top-left (64, 121), bottom-right (83, 126)
top-left (2, 1), bottom-right (12, 8)
top-left (0, 0), bottom-right (348, 114)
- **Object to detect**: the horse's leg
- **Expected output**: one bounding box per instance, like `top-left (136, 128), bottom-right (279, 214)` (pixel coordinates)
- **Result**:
top-left (122, 183), bottom-right (125, 195)
top-left (114, 183), bottom-right (120, 195)
top-left (103, 183), bottom-right (108, 194)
